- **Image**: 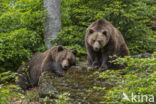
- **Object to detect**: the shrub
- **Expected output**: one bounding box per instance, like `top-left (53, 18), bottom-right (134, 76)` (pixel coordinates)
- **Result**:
top-left (0, 28), bottom-right (41, 72)
top-left (0, 0), bottom-right (45, 72)
top-left (0, 84), bottom-right (25, 104)
top-left (0, 71), bottom-right (16, 83)
top-left (98, 52), bottom-right (156, 103)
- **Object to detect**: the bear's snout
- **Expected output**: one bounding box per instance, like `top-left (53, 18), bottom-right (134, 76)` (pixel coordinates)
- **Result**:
top-left (64, 65), bottom-right (69, 69)
top-left (94, 47), bottom-right (99, 51)
top-left (62, 60), bottom-right (69, 70)
top-left (93, 42), bottom-right (100, 51)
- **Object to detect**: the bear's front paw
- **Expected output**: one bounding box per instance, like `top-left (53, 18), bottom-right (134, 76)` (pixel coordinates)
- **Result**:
top-left (92, 61), bottom-right (99, 68)
top-left (100, 65), bottom-right (108, 71)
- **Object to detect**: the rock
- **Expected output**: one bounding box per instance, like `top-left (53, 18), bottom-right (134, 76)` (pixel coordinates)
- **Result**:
top-left (39, 72), bottom-right (60, 98)
top-left (38, 65), bottom-right (112, 103)
top-left (70, 65), bottom-right (82, 70)
top-left (132, 53), bottom-right (155, 58)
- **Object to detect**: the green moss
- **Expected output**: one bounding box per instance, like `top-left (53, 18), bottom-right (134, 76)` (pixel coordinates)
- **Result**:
top-left (39, 66), bottom-right (115, 103)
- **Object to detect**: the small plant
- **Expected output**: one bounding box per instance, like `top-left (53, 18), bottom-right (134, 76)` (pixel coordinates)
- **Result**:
top-left (0, 71), bottom-right (16, 83)
top-left (0, 84), bottom-right (25, 104)
top-left (55, 92), bottom-right (71, 104)
top-left (26, 91), bottom-right (39, 102)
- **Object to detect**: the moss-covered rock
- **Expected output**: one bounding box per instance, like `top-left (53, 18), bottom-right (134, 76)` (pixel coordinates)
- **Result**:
top-left (38, 62), bottom-right (113, 103)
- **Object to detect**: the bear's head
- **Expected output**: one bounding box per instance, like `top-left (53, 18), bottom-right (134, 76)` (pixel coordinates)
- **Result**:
top-left (53, 46), bottom-right (77, 70)
top-left (87, 19), bottom-right (112, 52)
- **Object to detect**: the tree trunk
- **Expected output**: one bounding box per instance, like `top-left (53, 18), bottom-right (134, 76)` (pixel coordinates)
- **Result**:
top-left (44, 0), bottom-right (61, 49)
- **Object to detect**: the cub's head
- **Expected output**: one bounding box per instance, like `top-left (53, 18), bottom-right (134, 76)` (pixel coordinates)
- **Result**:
top-left (54, 46), bottom-right (77, 70)
top-left (87, 19), bottom-right (112, 52)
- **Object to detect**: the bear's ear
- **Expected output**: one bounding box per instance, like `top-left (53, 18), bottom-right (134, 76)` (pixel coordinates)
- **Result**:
top-left (97, 19), bottom-right (105, 25)
top-left (102, 31), bottom-right (107, 36)
top-left (72, 49), bottom-right (77, 55)
top-left (58, 45), bottom-right (64, 52)
top-left (89, 29), bottom-right (94, 34)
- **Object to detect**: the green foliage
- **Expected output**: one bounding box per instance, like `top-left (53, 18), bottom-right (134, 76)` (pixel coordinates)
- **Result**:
top-left (0, 28), bottom-right (41, 72)
top-left (0, 71), bottom-right (24, 103)
top-left (0, 0), bottom-right (45, 72)
top-left (98, 52), bottom-right (156, 104)
top-left (0, 71), bottom-right (16, 83)
top-left (53, 0), bottom-right (155, 54)
top-left (25, 91), bottom-right (39, 102)
top-left (43, 92), bottom-right (71, 104)
top-left (0, 84), bottom-right (39, 103)
top-left (0, 84), bottom-right (25, 104)
top-left (55, 92), bottom-right (71, 104)
top-left (113, 53), bottom-right (156, 73)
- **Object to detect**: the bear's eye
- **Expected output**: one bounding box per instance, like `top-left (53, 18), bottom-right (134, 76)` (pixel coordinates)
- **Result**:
top-left (68, 58), bottom-right (70, 62)
top-left (102, 31), bottom-right (107, 36)
top-left (89, 29), bottom-right (94, 34)
top-left (98, 40), bottom-right (102, 43)
top-left (92, 39), bottom-right (95, 43)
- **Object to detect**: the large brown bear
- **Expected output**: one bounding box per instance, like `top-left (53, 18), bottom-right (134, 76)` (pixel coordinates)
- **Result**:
top-left (85, 19), bottom-right (130, 70)
top-left (16, 46), bottom-right (77, 91)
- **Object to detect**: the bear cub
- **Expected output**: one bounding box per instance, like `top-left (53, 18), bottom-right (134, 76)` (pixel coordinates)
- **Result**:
top-left (85, 19), bottom-right (130, 70)
top-left (16, 46), bottom-right (77, 91)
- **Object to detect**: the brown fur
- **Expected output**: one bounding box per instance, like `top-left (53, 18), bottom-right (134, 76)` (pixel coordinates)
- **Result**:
top-left (85, 19), bottom-right (130, 70)
top-left (16, 46), bottom-right (77, 91)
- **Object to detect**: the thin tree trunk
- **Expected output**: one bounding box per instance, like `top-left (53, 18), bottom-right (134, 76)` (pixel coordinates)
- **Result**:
top-left (44, 0), bottom-right (61, 49)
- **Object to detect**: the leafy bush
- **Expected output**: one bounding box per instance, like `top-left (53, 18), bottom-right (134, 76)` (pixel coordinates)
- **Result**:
top-left (98, 52), bottom-right (156, 104)
top-left (53, 0), bottom-right (155, 54)
top-left (0, 84), bottom-right (25, 104)
top-left (0, 28), bottom-right (41, 72)
top-left (0, 0), bottom-right (45, 72)
top-left (0, 84), bottom-right (40, 104)
top-left (0, 71), bottom-right (16, 83)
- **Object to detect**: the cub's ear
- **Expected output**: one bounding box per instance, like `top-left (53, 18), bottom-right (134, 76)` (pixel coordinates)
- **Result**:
top-left (58, 45), bottom-right (64, 52)
top-left (72, 49), bottom-right (77, 55)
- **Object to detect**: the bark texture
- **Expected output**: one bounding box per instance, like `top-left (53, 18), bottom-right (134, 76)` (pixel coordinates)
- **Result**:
top-left (44, 0), bottom-right (61, 49)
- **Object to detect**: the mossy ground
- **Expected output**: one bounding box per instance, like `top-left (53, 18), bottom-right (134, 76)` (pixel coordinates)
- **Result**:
top-left (1, 55), bottom-right (155, 104)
